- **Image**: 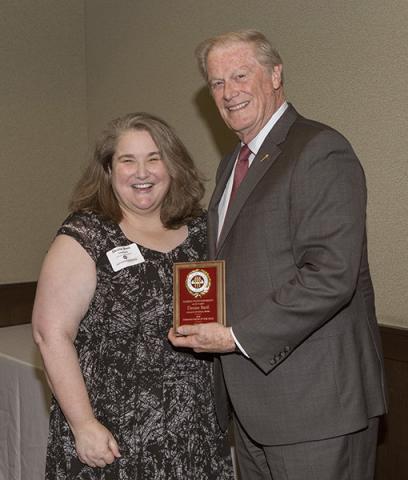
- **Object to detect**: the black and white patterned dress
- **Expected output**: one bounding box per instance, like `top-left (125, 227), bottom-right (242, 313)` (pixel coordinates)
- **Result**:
top-left (45, 211), bottom-right (233, 480)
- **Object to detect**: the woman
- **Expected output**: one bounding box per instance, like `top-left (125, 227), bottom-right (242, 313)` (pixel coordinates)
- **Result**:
top-left (32, 113), bottom-right (233, 479)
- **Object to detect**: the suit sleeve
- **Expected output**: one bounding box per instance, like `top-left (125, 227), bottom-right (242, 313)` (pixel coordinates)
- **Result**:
top-left (232, 129), bottom-right (367, 374)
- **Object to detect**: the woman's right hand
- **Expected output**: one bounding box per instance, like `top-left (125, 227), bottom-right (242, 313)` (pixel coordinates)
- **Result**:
top-left (72, 418), bottom-right (121, 468)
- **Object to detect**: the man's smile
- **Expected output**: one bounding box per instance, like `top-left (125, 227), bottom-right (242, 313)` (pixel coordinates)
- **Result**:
top-left (227, 101), bottom-right (250, 112)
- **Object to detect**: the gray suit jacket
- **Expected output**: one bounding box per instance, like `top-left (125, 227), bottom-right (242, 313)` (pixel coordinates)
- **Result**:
top-left (208, 104), bottom-right (387, 445)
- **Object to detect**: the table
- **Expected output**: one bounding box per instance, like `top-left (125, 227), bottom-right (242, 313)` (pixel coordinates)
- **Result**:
top-left (0, 324), bottom-right (51, 480)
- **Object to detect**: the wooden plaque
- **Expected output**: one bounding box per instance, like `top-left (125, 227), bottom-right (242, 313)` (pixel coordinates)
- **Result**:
top-left (173, 260), bottom-right (226, 329)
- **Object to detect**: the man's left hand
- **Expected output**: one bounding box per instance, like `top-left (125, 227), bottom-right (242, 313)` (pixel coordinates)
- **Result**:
top-left (168, 323), bottom-right (236, 353)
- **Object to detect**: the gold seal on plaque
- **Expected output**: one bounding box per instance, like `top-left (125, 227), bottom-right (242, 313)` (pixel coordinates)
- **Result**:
top-left (185, 269), bottom-right (211, 298)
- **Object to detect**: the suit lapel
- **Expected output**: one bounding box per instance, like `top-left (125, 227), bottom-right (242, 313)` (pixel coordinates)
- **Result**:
top-left (209, 104), bottom-right (299, 257)
top-left (215, 104), bottom-right (298, 258)
top-left (208, 145), bottom-right (240, 258)
top-left (211, 145), bottom-right (241, 211)
top-left (216, 143), bottom-right (282, 253)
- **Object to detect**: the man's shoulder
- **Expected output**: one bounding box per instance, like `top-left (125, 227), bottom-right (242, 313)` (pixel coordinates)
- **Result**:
top-left (289, 112), bottom-right (351, 149)
top-left (293, 112), bottom-right (338, 135)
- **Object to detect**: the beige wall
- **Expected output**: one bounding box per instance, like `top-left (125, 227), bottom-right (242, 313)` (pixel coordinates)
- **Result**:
top-left (0, 1), bottom-right (88, 282)
top-left (2, 0), bottom-right (407, 328)
top-left (85, 0), bottom-right (408, 328)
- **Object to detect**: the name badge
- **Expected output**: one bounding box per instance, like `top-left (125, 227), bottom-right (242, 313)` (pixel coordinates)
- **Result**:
top-left (106, 243), bottom-right (145, 272)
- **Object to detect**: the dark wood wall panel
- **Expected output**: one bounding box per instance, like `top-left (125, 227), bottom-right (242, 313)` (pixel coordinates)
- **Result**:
top-left (375, 326), bottom-right (408, 480)
top-left (0, 282), bottom-right (36, 327)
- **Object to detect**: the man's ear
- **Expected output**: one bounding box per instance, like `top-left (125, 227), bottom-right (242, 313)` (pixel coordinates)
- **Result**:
top-left (272, 64), bottom-right (283, 89)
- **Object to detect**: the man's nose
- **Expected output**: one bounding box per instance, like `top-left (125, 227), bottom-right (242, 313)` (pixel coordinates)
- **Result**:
top-left (223, 81), bottom-right (238, 101)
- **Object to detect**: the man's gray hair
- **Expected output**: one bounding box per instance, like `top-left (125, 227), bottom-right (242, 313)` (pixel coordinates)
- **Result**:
top-left (195, 29), bottom-right (283, 82)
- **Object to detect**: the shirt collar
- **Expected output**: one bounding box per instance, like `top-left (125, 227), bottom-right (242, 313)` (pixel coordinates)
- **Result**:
top-left (246, 101), bottom-right (288, 155)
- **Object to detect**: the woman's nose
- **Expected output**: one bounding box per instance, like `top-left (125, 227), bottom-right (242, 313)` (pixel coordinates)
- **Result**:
top-left (135, 161), bottom-right (149, 178)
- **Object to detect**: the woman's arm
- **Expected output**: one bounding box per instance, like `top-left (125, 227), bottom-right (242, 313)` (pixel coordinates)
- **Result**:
top-left (32, 234), bottom-right (121, 468)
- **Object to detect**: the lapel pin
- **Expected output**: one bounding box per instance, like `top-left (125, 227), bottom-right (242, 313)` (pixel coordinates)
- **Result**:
top-left (260, 153), bottom-right (269, 162)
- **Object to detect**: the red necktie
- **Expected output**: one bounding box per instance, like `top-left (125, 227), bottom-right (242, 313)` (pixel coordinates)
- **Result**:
top-left (229, 144), bottom-right (251, 204)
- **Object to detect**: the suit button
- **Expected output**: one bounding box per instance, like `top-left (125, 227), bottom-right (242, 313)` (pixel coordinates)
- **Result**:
top-left (284, 346), bottom-right (290, 352)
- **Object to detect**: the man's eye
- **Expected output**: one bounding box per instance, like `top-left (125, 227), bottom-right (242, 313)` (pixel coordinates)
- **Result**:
top-left (211, 81), bottom-right (223, 89)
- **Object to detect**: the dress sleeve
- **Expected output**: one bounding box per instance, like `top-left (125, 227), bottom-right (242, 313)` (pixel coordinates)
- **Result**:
top-left (57, 212), bottom-right (100, 263)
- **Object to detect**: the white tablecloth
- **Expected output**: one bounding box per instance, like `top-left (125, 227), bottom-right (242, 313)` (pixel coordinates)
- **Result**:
top-left (0, 324), bottom-right (51, 480)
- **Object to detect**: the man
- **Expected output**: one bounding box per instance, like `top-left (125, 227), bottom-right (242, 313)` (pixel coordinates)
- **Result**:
top-left (169, 30), bottom-right (387, 480)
